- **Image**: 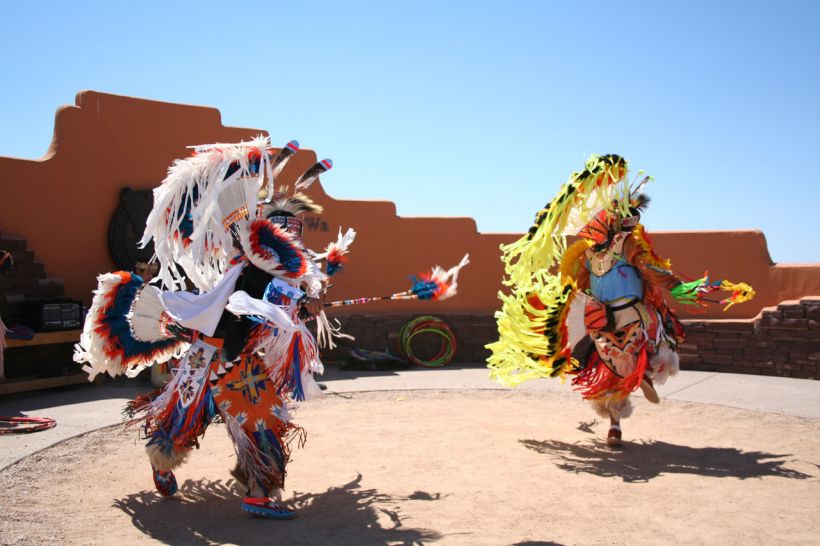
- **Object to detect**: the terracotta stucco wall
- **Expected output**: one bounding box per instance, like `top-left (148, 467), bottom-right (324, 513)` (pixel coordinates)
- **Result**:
top-left (0, 91), bottom-right (264, 304)
top-left (1, 91), bottom-right (818, 320)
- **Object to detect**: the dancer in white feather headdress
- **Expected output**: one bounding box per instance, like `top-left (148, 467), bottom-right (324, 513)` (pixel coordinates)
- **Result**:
top-left (74, 136), bottom-right (356, 519)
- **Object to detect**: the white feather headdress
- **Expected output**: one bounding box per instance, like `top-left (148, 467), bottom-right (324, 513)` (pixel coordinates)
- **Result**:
top-left (140, 136), bottom-right (273, 291)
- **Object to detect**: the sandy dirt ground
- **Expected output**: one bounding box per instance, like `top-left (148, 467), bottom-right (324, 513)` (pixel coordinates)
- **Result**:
top-left (1, 389), bottom-right (818, 546)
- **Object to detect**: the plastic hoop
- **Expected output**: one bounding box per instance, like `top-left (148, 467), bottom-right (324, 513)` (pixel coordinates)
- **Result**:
top-left (399, 315), bottom-right (456, 368)
top-left (0, 416), bottom-right (57, 434)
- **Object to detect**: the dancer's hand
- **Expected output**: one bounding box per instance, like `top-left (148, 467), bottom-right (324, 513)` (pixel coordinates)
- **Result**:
top-left (301, 296), bottom-right (324, 316)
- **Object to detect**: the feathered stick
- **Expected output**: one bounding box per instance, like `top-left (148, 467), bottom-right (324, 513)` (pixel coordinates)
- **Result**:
top-left (669, 272), bottom-right (756, 311)
top-left (324, 254), bottom-right (470, 307)
top-left (294, 159), bottom-right (333, 191)
top-left (716, 280), bottom-right (756, 311)
top-left (271, 140), bottom-right (300, 178)
top-left (261, 140), bottom-right (300, 202)
top-left (312, 228), bottom-right (357, 276)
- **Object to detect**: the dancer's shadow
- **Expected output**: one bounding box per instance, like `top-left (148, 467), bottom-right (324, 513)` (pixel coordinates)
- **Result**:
top-left (113, 474), bottom-right (443, 545)
top-left (520, 438), bottom-right (814, 483)
top-left (576, 419), bottom-right (599, 434)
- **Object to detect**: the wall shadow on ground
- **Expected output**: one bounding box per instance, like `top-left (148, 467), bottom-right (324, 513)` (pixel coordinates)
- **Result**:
top-left (0, 377), bottom-right (152, 417)
top-left (520, 438), bottom-right (814, 483)
top-left (113, 474), bottom-right (443, 545)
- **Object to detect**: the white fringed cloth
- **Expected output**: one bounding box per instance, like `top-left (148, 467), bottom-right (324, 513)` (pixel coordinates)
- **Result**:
top-left (160, 264), bottom-right (245, 336)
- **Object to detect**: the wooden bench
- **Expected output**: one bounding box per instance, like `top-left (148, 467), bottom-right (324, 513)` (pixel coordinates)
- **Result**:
top-left (1, 329), bottom-right (89, 395)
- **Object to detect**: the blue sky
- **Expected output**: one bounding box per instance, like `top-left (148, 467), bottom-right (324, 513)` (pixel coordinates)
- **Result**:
top-left (1, 1), bottom-right (818, 263)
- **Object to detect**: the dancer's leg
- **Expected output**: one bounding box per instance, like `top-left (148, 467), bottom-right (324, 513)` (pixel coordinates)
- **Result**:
top-left (214, 353), bottom-right (299, 519)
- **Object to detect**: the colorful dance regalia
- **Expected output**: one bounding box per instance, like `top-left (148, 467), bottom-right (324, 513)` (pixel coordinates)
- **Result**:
top-left (487, 154), bottom-right (755, 445)
top-left (74, 136), bottom-right (356, 518)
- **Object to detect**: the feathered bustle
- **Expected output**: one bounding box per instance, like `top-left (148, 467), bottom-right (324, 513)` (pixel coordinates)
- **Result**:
top-left (73, 272), bottom-right (188, 380)
top-left (242, 220), bottom-right (309, 279)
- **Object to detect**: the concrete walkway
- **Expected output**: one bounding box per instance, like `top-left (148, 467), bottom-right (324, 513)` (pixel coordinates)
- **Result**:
top-left (1, 365), bottom-right (818, 470)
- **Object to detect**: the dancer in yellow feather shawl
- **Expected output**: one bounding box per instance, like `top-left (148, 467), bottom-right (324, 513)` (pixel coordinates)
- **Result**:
top-left (487, 155), bottom-right (755, 446)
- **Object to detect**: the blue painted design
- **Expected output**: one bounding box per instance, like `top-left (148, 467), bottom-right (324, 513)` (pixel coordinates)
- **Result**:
top-left (263, 279), bottom-right (303, 304)
top-left (263, 281), bottom-right (285, 304)
top-left (589, 261), bottom-right (644, 304)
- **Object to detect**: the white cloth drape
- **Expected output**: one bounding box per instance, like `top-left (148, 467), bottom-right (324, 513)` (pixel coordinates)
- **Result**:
top-left (159, 264), bottom-right (245, 337)
top-left (225, 290), bottom-right (302, 332)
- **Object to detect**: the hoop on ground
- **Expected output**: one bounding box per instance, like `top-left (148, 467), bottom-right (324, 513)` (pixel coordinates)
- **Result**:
top-left (0, 416), bottom-right (57, 434)
top-left (399, 315), bottom-right (456, 368)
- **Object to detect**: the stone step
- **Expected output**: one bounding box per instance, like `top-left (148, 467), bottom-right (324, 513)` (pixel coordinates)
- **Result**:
top-left (0, 277), bottom-right (66, 301)
top-left (3, 263), bottom-right (46, 279)
top-left (0, 238), bottom-right (28, 253)
top-left (5, 250), bottom-right (37, 265)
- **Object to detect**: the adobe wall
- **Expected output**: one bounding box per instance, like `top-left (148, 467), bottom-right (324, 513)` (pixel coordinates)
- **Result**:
top-left (323, 301), bottom-right (820, 380)
top-left (304, 187), bottom-right (820, 320)
top-left (679, 297), bottom-right (820, 379)
top-left (0, 90), bottom-right (818, 320)
top-left (0, 90), bottom-right (269, 305)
